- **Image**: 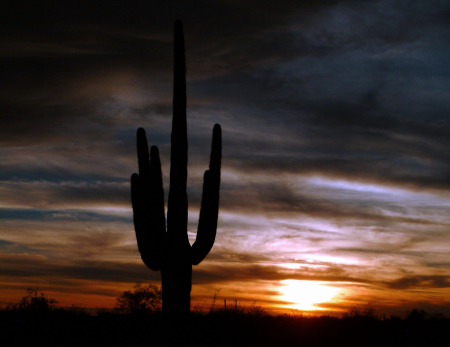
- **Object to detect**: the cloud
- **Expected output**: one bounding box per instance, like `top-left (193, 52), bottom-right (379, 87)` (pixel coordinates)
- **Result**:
top-left (2, 0), bottom-right (450, 192)
top-left (0, 253), bottom-right (158, 283)
top-left (0, 180), bottom-right (131, 209)
top-left (385, 275), bottom-right (450, 289)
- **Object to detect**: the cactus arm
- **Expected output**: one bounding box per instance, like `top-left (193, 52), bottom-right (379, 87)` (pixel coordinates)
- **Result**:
top-left (167, 19), bottom-right (189, 245)
top-left (131, 128), bottom-right (166, 271)
top-left (191, 124), bottom-right (222, 265)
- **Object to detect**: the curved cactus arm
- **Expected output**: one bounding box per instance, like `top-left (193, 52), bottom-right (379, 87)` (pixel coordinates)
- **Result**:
top-left (167, 19), bottom-right (188, 244)
top-left (131, 128), bottom-right (166, 270)
top-left (191, 124), bottom-right (222, 265)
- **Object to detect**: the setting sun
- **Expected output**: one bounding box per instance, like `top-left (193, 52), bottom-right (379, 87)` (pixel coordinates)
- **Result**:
top-left (280, 280), bottom-right (340, 311)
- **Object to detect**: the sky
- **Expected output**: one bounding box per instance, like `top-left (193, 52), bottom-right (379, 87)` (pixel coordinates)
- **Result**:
top-left (1, 0), bottom-right (450, 316)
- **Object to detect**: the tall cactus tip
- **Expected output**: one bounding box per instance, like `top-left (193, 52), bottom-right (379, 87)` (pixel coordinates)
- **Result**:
top-left (137, 127), bottom-right (145, 136)
top-left (175, 19), bottom-right (183, 29)
top-left (213, 123), bottom-right (221, 133)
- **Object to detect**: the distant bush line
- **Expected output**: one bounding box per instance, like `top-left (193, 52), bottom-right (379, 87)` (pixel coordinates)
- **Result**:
top-left (2, 288), bottom-right (449, 346)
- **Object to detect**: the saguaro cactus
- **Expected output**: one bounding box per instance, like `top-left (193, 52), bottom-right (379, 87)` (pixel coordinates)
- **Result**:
top-left (131, 20), bottom-right (222, 317)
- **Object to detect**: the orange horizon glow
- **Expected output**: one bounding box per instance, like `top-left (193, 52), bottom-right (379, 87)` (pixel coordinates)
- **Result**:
top-left (3, 278), bottom-right (450, 318)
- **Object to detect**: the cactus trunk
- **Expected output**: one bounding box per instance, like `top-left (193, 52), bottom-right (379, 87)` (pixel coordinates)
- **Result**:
top-left (131, 19), bottom-right (222, 318)
top-left (161, 260), bottom-right (192, 316)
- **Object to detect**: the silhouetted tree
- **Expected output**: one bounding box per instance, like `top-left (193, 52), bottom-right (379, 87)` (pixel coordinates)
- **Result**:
top-left (6, 288), bottom-right (57, 312)
top-left (131, 19), bottom-right (222, 318)
top-left (406, 308), bottom-right (428, 322)
top-left (115, 283), bottom-right (162, 314)
top-left (343, 304), bottom-right (377, 320)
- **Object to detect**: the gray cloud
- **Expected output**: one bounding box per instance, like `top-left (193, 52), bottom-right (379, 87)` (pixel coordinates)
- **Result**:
top-left (385, 275), bottom-right (450, 289)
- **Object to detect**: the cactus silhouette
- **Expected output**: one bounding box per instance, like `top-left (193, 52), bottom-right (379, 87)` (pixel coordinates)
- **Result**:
top-left (131, 20), bottom-right (222, 317)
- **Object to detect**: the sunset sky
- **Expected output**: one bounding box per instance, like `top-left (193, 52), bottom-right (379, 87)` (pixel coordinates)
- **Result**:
top-left (1, 0), bottom-right (450, 316)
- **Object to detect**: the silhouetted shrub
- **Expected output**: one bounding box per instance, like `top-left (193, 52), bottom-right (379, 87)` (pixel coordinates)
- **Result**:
top-left (243, 302), bottom-right (268, 317)
top-left (6, 288), bottom-right (57, 312)
top-left (115, 283), bottom-right (162, 314)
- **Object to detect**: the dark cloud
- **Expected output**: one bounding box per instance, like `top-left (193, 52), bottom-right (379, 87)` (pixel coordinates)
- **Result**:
top-left (424, 262), bottom-right (450, 269)
top-left (0, 239), bottom-right (38, 254)
top-left (385, 275), bottom-right (450, 289)
top-left (0, 180), bottom-right (130, 209)
top-left (0, 254), bottom-right (159, 284)
top-left (0, 251), bottom-right (368, 303)
top-left (204, 249), bottom-right (272, 263)
top-left (2, 0), bottom-right (450, 190)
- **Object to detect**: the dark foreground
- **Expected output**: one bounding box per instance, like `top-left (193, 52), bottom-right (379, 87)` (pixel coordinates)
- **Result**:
top-left (2, 309), bottom-right (448, 347)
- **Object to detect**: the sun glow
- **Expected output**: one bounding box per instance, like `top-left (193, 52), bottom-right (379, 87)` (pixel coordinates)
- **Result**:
top-left (280, 280), bottom-right (340, 311)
